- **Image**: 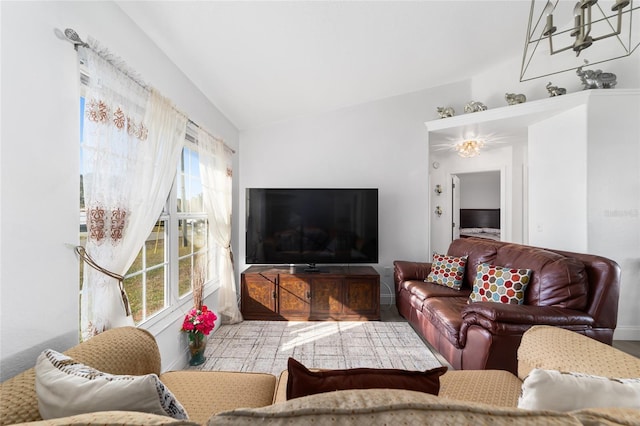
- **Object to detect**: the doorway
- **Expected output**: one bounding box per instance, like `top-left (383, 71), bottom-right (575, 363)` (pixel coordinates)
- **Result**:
top-left (452, 171), bottom-right (501, 241)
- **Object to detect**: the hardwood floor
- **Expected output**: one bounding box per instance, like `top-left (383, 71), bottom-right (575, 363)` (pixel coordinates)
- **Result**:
top-left (380, 302), bottom-right (640, 359)
top-left (613, 340), bottom-right (640, 358)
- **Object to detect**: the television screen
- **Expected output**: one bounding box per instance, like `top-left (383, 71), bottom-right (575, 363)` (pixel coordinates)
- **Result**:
top-left (246, 188), bottom-right (378, 266)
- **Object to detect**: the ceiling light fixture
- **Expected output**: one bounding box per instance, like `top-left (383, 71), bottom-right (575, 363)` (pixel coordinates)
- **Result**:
top-left (520, 0), bottom-right (640, 81)
top-left (455, 140), bottom-right (485, 158)
top-left (544, 0), bottom-right (631, 56)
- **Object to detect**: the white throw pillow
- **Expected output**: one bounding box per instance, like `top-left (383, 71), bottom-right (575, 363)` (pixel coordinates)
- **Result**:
top-left (35, 349), bottom-right (188, 420)
top-left (518, 368), bottom-right (640, 412)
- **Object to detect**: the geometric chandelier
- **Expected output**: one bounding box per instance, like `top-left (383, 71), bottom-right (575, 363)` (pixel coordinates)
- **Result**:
top-left (520, 0), bottom-right (640, 81)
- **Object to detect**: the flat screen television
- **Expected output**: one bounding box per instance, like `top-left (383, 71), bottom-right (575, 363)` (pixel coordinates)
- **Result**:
top-left (245, 188), bottom-right (378, 269)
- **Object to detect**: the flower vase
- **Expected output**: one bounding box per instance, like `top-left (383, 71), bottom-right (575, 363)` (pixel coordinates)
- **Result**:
top-left (188, 334), bottom-right (207, 366)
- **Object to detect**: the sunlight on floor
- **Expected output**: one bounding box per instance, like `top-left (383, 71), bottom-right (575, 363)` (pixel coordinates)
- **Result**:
top-left (281, 321), bottom-right (364, 352)
top-left (199, 320), bottom-right (443, 375)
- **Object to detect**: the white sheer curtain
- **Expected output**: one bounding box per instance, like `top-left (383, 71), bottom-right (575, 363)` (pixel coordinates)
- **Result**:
top-left (198, 129), bottom-right (242, 324)
top-left (80, 47), bottom-right (187, 340)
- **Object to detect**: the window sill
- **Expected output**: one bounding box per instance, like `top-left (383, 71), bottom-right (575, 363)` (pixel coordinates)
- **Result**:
top-left (138, 279), bottom-right (221, 337)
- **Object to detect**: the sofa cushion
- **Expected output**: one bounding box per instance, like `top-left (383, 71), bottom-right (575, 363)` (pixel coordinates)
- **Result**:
top-left (35, 349), bottom-right (188, 420)
top-left (447, 237), bottom-right (500, 290)
top-left (426, 254), bottom-right (467, 290)
top-left (208, 389), bottom-right (582, 425)
top-left (404, 280), bottom-right (472, 300)
top-left (159, 370), bottom-right (277, 426)
top-left (19, 411), bottom-right (199, 425)
top-left (518, 368), bottom-right (640, 412)
top-left (469, 263), bottom-right (531, 305)
top-left (494, 244), bottom-right (588, 309)
top-left (517, 325), bottom-right (640, 381)
top-left (285, 358), bottom-right (447, 400)
top-left (439, 370), bottom-right (522, 407)
top-left (570, 407), bottom-right (640, 424)
top-left (419, 297), bottom-right (469, 348)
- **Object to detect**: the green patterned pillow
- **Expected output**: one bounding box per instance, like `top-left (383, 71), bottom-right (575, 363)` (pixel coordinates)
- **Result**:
top-left (469, 263), bottom-right (531, 304)
top-left (426, 254), bottom-right (467, 290)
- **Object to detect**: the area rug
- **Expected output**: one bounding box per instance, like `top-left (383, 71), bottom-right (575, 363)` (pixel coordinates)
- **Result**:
top-left (190, 320), bottom-right (444, 376)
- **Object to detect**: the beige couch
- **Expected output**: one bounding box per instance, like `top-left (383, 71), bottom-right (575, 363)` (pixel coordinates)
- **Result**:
top-left (1, 326), bottom-right (639, 425)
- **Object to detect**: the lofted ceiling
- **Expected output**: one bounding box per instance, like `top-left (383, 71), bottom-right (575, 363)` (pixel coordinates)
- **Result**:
top-left (117, 1), bottom-right (532, 131)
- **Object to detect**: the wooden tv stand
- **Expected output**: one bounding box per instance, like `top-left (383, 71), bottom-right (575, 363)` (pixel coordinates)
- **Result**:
top-left (241, 265), bottom-right (380, 321)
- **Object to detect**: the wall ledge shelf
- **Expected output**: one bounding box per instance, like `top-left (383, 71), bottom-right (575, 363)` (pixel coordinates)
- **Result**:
top-left (425, 89), bottom-right (640, 144)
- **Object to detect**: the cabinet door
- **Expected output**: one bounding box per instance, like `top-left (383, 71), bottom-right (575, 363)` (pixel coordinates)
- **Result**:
top-left (310, 278), bottom-right (343, 319)
top-left (344, 277), bottom-right (380, 319)
top-left (241, 273), bottom-right (278, 319)
top-left (279, 276), bottom-right (311, 319)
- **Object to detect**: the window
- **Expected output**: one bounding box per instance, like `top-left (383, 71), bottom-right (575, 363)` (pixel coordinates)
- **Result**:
top-left (79, 98), bottom-right (209, 324)
top-left (123, 217), bottom-right (170, 323)
top-left (176, 145), bottom-right (209, 299)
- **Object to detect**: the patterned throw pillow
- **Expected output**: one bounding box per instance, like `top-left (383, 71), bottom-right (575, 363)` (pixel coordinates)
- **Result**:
top-left (426, 254), bottom-right (467, 290)
top-left (35, 349), bottom-right (188, 420)
top-left (469, 263), bottom-right (532, 304)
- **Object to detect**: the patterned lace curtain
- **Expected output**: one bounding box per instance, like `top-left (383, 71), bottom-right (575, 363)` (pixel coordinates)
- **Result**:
top-left (80, 46), bottom-right (187, 340)
top-left (197, 128), bottom-right (243, 324)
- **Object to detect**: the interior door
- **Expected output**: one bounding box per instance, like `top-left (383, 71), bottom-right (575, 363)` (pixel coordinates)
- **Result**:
top-left (452, 175), bottom-right (460, 240)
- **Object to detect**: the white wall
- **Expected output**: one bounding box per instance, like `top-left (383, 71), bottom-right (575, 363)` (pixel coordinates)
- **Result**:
top-left (0, 1), bottom-right (239, 380)
top-left (586, 92), bottom-right (640, 339)
top-left (239, 81), bottom-right (471, 305)
top-left (525, 91), bottom-right (640, 339)
top-left (458, 171), bottom-right (500, 209)
top-left (528, 106), bottom-right (589, 252)
top-left (471, 47), bottom-right (640, 110)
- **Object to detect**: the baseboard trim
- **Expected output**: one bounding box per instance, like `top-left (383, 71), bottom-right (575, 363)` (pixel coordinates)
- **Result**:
top-left (380, 294), bottom-right (395, 309)
top-left (613, 326), bottom-right (640, 341)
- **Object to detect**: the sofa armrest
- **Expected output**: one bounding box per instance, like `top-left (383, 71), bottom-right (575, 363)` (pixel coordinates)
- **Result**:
top-left (462, 303), bottom-right (594, 326)
top-left (458, 303), bottom-right (595, 347)
top-left (517, 325), bottom-right (640, 381)
top-left (0, 327), bottom-right (161, 426)
top-left (393, 261), bottom-right (432, 292)
top-left (66, 327), bottom-right (161, 376)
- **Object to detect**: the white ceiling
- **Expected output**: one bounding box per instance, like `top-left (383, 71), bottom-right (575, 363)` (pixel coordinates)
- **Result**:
top-left (117, 1), bottom-right (532, 131)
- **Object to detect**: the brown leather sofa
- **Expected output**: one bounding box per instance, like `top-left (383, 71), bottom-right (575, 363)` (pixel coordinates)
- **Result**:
top-left (394, 237), bottom-right (620, 374)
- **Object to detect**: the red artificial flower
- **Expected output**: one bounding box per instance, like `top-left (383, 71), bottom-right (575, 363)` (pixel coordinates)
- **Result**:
top-left (181, 305), bottom-right (218, 336)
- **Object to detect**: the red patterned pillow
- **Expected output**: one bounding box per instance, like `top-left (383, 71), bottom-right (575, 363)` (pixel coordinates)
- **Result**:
top-left (469, 263), bottom-right (532, 304)
top-left (426, 253), bottom-right (467, 290)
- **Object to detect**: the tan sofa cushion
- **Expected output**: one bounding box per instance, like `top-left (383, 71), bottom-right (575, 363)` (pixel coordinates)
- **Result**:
top-left (160, 370), bottom-right (276, 426)
top-left (439, 369), bottom-right (522, 407)
top-left (518, 326), bottom-right (640, 381)
top-left (571, 407), bottom-right (640, 424)
top-left (208, 389), bottom-right (581, 425)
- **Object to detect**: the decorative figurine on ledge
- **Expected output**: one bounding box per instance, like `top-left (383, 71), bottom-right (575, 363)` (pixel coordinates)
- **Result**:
top-left (464, 101), bottom-right (487, 113)
top-left (546, 82), bottom-right (566, 97)
top-left (436, 106), bottom-right (455, 118)
top-left (505, 93), bottom-right (526, 105)
top-left (576, 64), bottom-right (617, 90)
